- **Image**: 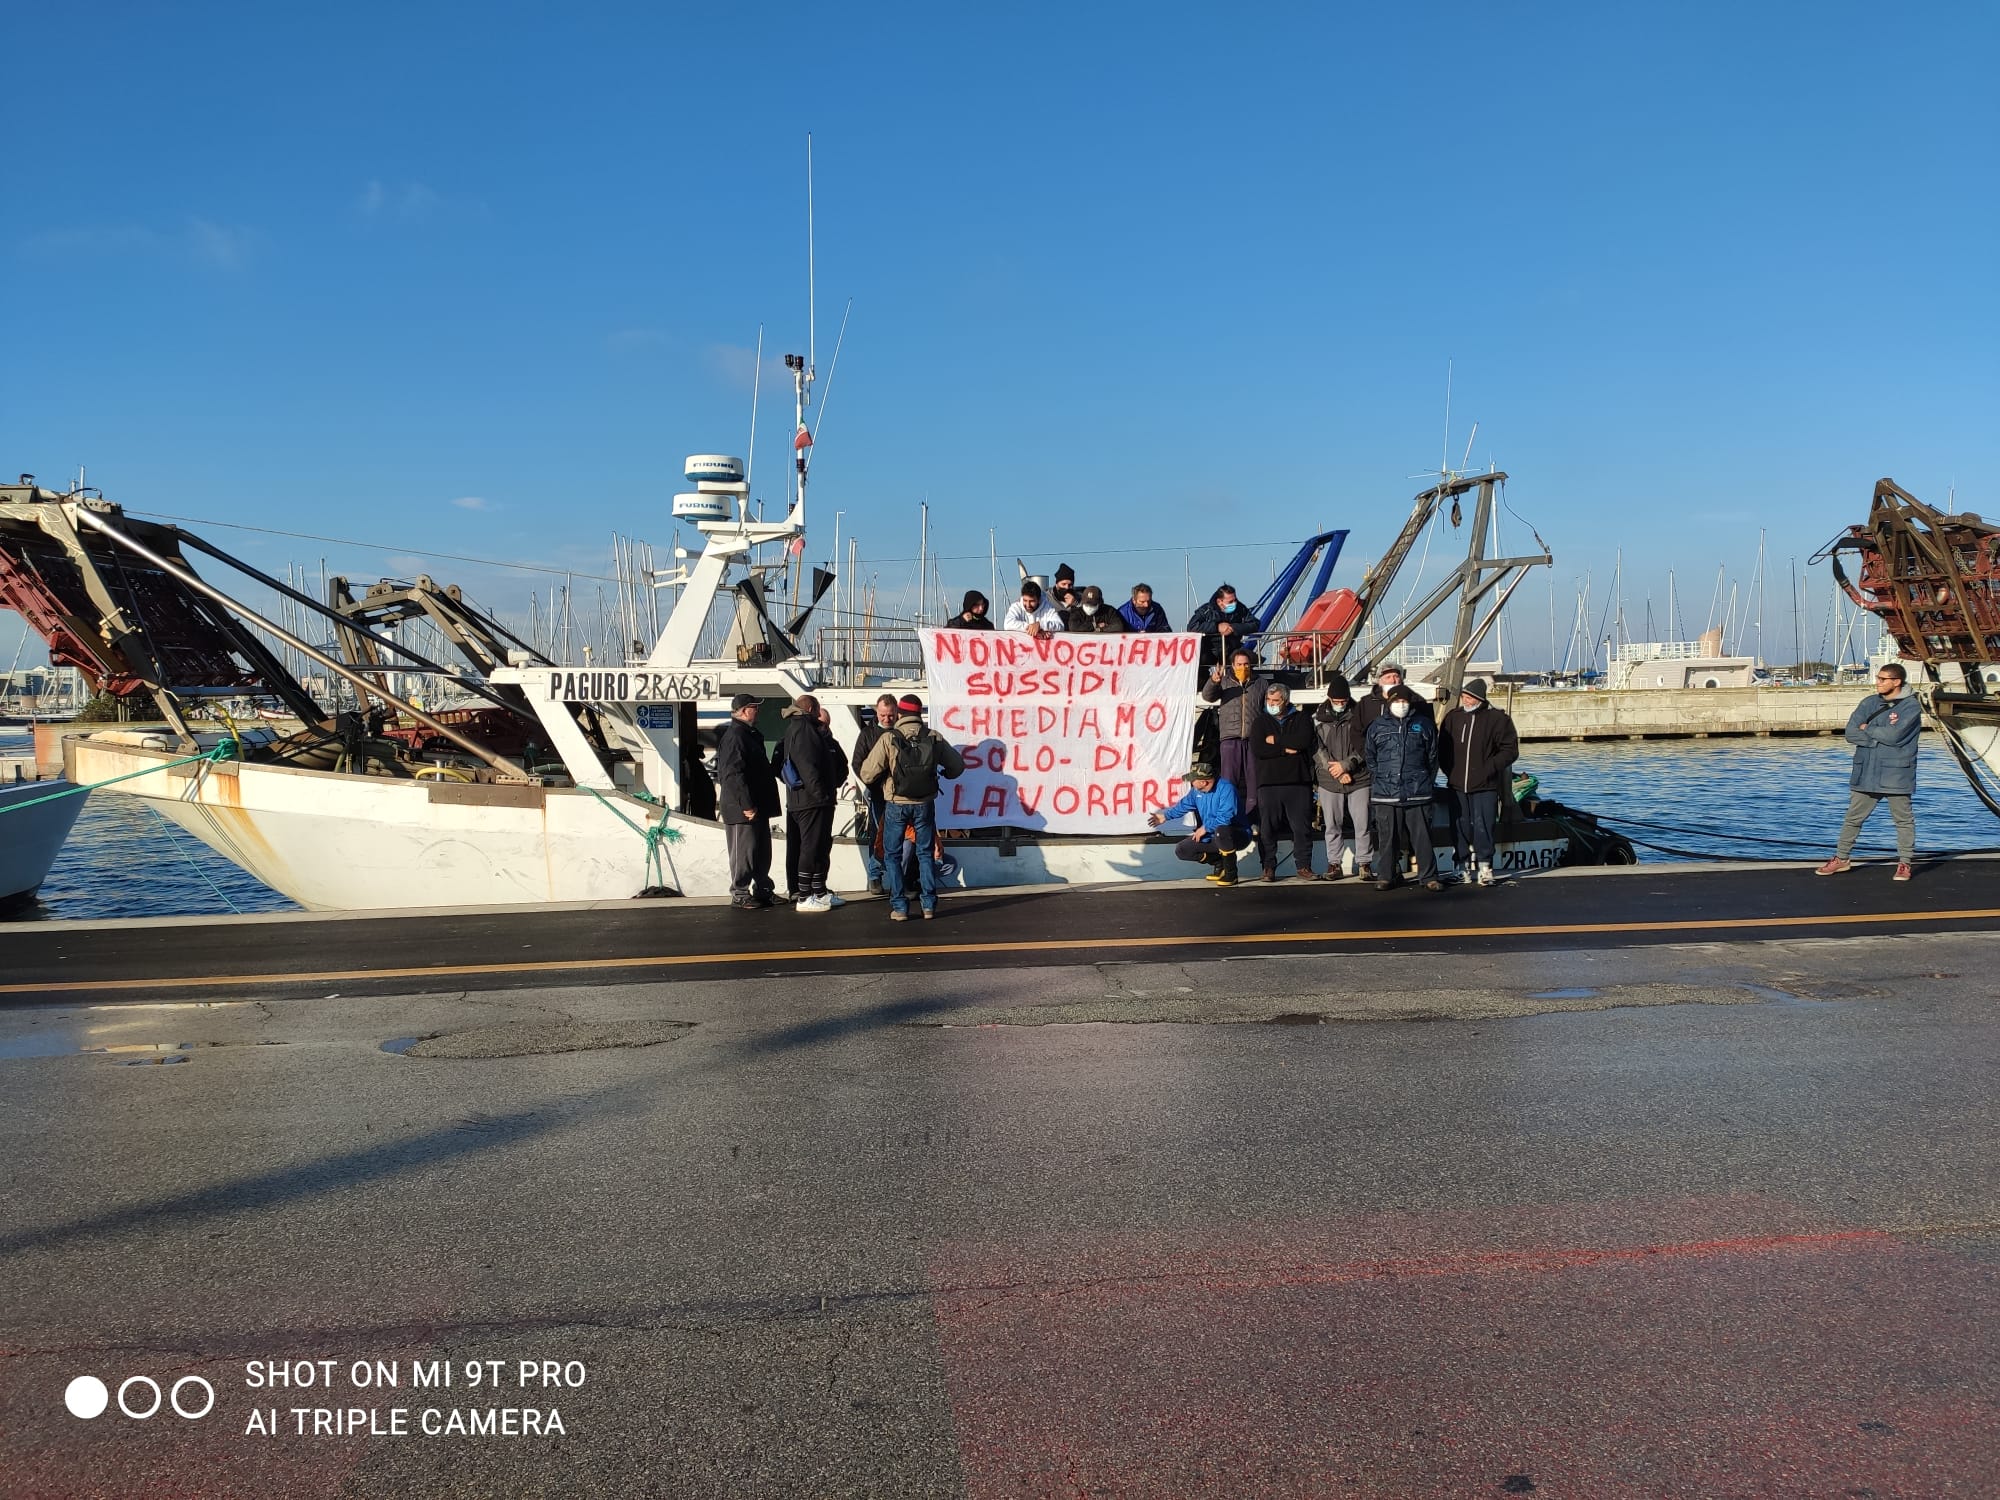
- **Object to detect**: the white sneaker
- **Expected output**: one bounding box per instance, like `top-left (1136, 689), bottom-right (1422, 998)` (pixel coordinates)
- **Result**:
top-left (821, 891), bottom-right (846, 908)
top-left (1477, 863), bottom-right (1495, 887)
top-left (796, 893), bottom-right (830, 913)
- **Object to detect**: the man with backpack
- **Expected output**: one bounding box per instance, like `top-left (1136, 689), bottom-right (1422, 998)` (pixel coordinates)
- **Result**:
top-left (775, 694), bottom-right (850, 912)
top-left (855, 694), bottom-right (966, 921)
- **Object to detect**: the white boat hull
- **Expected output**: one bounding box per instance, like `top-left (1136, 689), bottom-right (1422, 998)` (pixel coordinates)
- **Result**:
top-left (67, 734), bottom-right (1574, 912)
top-left (0, 777), bottom-right (86, 909)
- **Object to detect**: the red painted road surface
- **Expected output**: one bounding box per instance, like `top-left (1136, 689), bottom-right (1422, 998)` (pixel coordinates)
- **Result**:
top-left (930, 1196), bottom-right (1997, 1498)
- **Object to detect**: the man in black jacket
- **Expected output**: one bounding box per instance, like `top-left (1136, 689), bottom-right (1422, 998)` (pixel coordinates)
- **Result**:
top-left (1186, 583), bottom-right (1263, 673)
top-left (776, 694), bottom-right (850, 911)
top-left (1066, 584), bottom-right (1128, 634)
top-left (715, 693), bottom-right (780, 910)
top-left (943, 591), bottom-right (994, 629)
top-left (1438, 677), bottom-right (1519, 887)
top-left (1251, 682), bottom-right (1317, 881)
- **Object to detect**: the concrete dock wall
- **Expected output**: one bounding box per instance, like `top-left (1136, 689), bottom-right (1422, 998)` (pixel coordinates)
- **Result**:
top-left (1501, 684), bottom-right (1880, 742)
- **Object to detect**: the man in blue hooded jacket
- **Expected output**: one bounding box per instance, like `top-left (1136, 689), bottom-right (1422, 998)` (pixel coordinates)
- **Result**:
top-left (1147, 762), bottom-right (1248, 886)
top-left (1816, 663), bottom-right (1921, 880)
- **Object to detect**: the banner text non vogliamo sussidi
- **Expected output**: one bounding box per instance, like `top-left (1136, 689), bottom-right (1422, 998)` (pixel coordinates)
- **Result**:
top-left (921, 629), bottom-right (1202, 833)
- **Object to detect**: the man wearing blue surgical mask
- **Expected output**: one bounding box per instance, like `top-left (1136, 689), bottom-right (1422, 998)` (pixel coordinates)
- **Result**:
top-left (1187, 583), bottom-right (1264, 674)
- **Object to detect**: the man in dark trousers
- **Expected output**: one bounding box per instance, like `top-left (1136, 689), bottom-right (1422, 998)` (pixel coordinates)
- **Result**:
top-left (1251, 681), bottom-right (1317, 880)
top-left (1200, 646), bottom-right (1269, 828)
top-left (1147, 761), bottom-right (1248, 885)
top-left (776, 694), bottom-right (850, 912)
top-left (855, 694), bottom-right (965, 921)
top-left (1312, 674), bottom-right (1372, 881)
top-left (1438, 677), bottom-right (1519, 887)
top-left (853, 693), bottom-right (899, 895)
top-left (715, 692), bottom-right (780, 910)
top-left (1816, 662), bottom-right (1921, 880)
top-left (943, 591), bottom-right (994, 629)
top-left (1364, 685), bottom-right (1442, 892)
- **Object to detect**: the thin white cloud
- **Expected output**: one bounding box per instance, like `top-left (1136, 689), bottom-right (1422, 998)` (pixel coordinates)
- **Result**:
top-left (185, 218), bottom-right (253, 270)
top-left (19, 218), bottom-right (258, 270)
top-left (451, 496), bottom-right (491, 511)
top-left (354, 180), bottom-right (485, 223)
top-left (705, 342), bottom-right (793, 392)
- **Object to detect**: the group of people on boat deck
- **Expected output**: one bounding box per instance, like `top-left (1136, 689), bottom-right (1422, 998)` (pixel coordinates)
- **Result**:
top-left (944, 567), bottom-right (1255, 668)
top-left (1152, 665), bottom-right (1521, 891)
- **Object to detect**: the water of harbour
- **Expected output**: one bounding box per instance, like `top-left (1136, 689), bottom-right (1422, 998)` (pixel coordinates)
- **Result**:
top-left (4, 728), bottom-right (1994, 923)
top-left (3, 729), bottom-right (297, 923)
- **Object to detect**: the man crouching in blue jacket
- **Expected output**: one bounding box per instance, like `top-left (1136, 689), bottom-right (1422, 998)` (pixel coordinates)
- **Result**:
top-left (1364, 685), bottom-right (1443, 891)
top-left (1148, 760), bottom-right (1249, 886)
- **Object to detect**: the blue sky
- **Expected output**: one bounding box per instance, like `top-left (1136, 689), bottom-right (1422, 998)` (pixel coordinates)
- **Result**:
top-left (5, 2), bottom-right (1995, 672)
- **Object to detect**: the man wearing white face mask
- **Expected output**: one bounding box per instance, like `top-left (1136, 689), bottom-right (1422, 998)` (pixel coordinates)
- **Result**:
top-left (1312, 674), bottom-right (1373, 880)
top-left (1363, 685), bottom-right (1442, 891)
top-left (1251, 681), bottom-right (1317, 880)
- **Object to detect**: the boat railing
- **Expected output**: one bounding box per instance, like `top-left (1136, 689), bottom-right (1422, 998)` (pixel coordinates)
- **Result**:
top-left (1614, 641), bottom-right (1709, 663)
top-left (814, 624), bottom-right (926, 687)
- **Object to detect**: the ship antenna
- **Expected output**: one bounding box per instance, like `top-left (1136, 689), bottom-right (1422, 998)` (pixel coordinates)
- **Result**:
top-left (1441, 359), bottom-right (1452, 477)
top-left (806, 133), bottom-right (817, 376)
top-left (745, 322), bottom-right (764, 521)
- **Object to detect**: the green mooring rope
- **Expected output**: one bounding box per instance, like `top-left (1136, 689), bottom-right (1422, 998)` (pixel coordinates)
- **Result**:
top-left (0, 740), bottom-right (239, 816)
top-left (585, 784), bottom-right (683, 889)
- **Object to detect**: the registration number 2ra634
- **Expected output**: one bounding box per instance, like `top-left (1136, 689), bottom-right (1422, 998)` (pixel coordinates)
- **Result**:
top-left (546, 669), bottom-right (716, 704)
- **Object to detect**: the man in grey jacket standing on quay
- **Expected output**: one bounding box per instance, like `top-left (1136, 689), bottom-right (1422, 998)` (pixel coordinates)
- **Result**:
top-left (1817, 663), bottom-right (1921, 881)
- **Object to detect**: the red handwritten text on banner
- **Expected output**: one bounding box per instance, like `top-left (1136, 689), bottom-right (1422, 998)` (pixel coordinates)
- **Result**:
top-left (922, 630), bottom-right (1202, 833)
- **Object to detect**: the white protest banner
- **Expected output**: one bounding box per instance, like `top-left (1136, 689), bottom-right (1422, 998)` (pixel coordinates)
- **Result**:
top-left (922, 629), bottom-right (1203, 833)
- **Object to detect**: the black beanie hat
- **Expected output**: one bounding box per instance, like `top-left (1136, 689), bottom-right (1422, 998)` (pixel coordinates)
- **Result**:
top-left (1324, 673), bottom-right (1351, 700)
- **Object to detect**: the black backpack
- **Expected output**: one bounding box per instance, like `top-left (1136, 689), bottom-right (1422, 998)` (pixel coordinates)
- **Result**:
top-left (891, 729), bottom-right (940, 800)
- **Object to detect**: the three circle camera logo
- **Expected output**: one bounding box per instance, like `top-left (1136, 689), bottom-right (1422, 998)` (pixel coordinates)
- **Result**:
top-left (65, 1373), bottom-right (215, 1421)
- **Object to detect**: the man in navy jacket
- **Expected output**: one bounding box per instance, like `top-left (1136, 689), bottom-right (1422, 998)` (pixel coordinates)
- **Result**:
top-left (1364, 686), bottom-right (1442, 891)
top-left (1816, 663), bottom-right (1921, 880)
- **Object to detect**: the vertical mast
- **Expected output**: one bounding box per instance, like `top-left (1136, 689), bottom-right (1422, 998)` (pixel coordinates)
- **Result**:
top-left (917, 503), bottom-right (929, 625)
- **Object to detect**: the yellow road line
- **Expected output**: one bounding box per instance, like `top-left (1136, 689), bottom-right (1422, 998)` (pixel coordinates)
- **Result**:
top-left (3, 906), bottom-right (1997, 996)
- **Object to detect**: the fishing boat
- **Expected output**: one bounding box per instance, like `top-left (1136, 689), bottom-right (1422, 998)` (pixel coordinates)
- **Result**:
top-left (1823, 477), bottom-right (2000, 815)
top-left (0, 755), bottom-right (84, 914)
top-left (1, 374), bottom-right (1631, 909)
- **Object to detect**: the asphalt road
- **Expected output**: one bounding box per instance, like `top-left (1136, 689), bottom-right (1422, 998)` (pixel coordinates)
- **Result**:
top-left (5, 857), bottom-right (2000, 1001)
top-left (0, 929), bottom-right (1994, 1497)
